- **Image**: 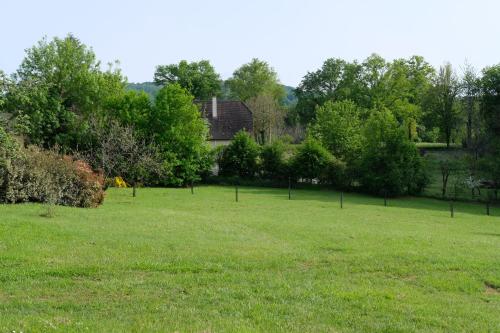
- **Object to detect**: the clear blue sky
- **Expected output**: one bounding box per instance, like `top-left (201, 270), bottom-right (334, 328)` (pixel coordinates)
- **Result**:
top-left (1, 0), bottom-right (499, 86)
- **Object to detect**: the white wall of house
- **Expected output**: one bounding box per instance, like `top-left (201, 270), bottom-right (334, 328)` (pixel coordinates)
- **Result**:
top-left (209, 140), bottom-right (231, 147)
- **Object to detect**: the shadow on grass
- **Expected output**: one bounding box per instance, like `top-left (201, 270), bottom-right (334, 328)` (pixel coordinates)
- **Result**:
top-left (230, 186), bottom-right (499, 219)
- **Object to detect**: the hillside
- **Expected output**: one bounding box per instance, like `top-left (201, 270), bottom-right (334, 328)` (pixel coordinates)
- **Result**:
top-left (127, 82), bottom-right (297, 106)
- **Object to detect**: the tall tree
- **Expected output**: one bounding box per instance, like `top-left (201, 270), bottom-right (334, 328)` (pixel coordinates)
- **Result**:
top-left (226, 58), bottom-right (285, 102)
top-left (148, 84), bottom-right (211, 185)
top-left (154, 60), bottom-right (221, 100)
top-left (245, 94), bottom-right (286, 144)
top-left (460, 62), bottom-right (482, 151)
top-left (309, 100), bottom-right (362, 162)
top-left (295, 58), bottom-right (367, 124)
top-left (3, 35), bottom-right (125, 149)
top-left (427, 63), bottom-right (462, 147)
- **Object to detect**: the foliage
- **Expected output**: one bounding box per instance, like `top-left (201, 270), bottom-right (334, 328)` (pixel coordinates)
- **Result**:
top-left (295, 54), bottom-right (435, 131)
top-left (106, 90), bottom-right (151, 131)
top-left (148, 84), bottom-right (211, 185)
top-left (218, 131), bottom-right (260, 178)
top-left (3, 34), bottom-right (125, 149)
top-left (481, 64), bottom-right (500, 137)
top-left (425, 63), bottom-right (462, 147)
top-left (358, 109), bottom-right (428, 196)
top-left (154, 60), bottom-right (221, 100)
top-left (81, 120), bottom-right (164, 192)
top-left (318, 157), bottom-right (348, 188)
top-left (309, 100), bottom-right (362, 162)
top-left (113, 176), bottom-right (128, 188)
top-left (226, 58), bottom-right (285, 102)
top-left (246, 93), bottom-right (286, 144)
top-left (291, 137), bottom-right (333, 182)
top-left (0, 130), bottom-right (104, 207)
top-left (259, 140), bottom-right (289, 180)
top-left (126, 82), bottom-right (161, 100)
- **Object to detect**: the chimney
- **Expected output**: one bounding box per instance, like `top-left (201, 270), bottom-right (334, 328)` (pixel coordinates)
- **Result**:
top-left (212, 96), bottom-right (217, 118)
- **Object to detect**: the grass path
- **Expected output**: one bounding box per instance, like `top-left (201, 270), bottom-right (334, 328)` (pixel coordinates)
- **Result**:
top-left (0, 186), bottom-right (499, 332)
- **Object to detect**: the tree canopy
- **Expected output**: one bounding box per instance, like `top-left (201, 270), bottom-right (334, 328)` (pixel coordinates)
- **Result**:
top-left (154, 60), bottom-right (221, 100)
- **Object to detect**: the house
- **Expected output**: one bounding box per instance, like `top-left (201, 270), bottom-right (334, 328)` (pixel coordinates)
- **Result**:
top-left (198, 97), bottom-right (253, 146)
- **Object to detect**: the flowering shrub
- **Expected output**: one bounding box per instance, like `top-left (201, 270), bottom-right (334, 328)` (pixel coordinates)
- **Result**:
top-left (113, 176), bottom-right (128, 188)
top-left (0, 130), bottom-right (104, 208)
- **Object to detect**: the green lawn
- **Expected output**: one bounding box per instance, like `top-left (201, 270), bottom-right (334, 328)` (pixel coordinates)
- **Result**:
top-left (1, 186), bottom-right (499, 332)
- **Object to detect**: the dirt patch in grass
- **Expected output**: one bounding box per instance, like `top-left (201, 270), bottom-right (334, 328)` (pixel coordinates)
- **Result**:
top-left (485, 282), bottom-right (500, 295)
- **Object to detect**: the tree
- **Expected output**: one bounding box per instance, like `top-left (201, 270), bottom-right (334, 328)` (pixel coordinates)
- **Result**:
top-left (291, 137), bottom-right (333, 183)
top-left (460, 62), bottom-right (483, 153)
top-left (148, 84), bottom-right (211, 185)
top-left (219, 131), bottom-right (260, 178)
top-left (358, 109), bottom-right (428, 196)
top-left (4, 34), bottom-right (125, 150)
top-left (260, 140), bottom-right (288, 180)
top-left (245, 93), bottom-right (286, 144)
top-left (226, 58), bottom-right (285, 102)
top-left (481, 64), bottom-right (500, 135)
top-left (295, 58), bottom-right (367, 124)
top-left (309, 100), bottom-right (362, 162)
top-left (154, 60), bottom-right (221, 100)
top-left (106, 90), bottom-right (152, 132)
top-left (80, 120), bottom-right (163, 197)
top-left (427, 63), bottom-right (462, 147)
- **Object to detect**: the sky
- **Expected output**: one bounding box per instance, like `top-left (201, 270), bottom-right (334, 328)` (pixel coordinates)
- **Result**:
top-left (1, 0), bottom-right (499, 86)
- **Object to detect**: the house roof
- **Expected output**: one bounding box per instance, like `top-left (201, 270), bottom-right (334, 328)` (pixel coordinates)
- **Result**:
top-left (197, 100), bottom-right (253, 141)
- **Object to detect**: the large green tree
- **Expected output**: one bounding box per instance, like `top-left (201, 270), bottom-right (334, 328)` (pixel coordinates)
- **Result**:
top-left (309, 100), bottom-right (362, 162)
top-left (154, 60), bottom-right (221, 100)
top-left (226, 58), bottom-right (285, 102)
top-left (426, 63), bottom-right (462, 147)
top-left (358, 109), bottom-right (428, 196)
top-left (4, 35), bottom-right (125, 149)
top-left (148, 84), bottom-right (211, 185)
top-left (295, 58), bottom-right (367, 124)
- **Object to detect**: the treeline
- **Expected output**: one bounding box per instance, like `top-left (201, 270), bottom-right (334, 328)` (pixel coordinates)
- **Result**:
top-left (1, 34), bottom-right (500, 204)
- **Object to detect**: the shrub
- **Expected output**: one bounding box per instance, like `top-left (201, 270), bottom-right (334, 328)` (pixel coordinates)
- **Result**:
top-left (358, 110), bottom-right (429, 196)
top-left (291, 137), bottom-right (333, 182)
top-left (0, 130), bottom-right (104, 207)
top-left (218, 131), bottom-right (260, 178)
top-left (260, 140), bottom-right (289, 180)
top-left (319, 157), bottom-right (348, 188)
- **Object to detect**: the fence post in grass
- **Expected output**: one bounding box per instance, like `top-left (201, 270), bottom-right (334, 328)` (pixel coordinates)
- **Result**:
top-left (288, 177), bottom-right (291, 200)
top-left (450, 201), bottom-right (454, 218)
top-left (340, 192), bottom-right (343, 208)
top-left (487, 201), bottom-right (490, 216)
top-left (235, 184), bottom-right (239, 202)
top-left (384, 190), bottom-right (387, 207)
top-left (191, 181), bottom-right (194, 195)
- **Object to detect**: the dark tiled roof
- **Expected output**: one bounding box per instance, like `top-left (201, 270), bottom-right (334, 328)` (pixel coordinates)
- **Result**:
top-left (198, 100), bottom-right (253, 140)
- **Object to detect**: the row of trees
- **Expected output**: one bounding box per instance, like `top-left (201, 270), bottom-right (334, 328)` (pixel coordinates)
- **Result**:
top-left (0, 35), bottom-right (211, 188)
top-left (217, 118), bottom-right (427, 197)
top-left (2, 34), bottom-right (500, 198)
top-left (293, 56), bottom-right (487, 147)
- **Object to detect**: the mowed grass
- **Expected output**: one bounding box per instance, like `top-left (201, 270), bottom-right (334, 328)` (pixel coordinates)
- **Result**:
top-left (0, 186), bottom-right (499, 332)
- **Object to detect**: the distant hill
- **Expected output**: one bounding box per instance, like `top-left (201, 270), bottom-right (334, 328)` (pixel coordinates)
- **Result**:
top-left (283, 85), bottom-right (297, 106)
top-left (127, 82), bottom-right (297, 106)
top-left (126, 82), bottom-right (161, 99)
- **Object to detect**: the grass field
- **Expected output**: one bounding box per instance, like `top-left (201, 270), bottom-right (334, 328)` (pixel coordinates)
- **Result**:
top-left (1, 186), bottom-right (499, 332)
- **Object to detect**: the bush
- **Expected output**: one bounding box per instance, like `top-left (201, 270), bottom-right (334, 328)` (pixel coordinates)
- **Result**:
top-left (260, 140), bottom-right (289, 180)
top-left (0, 130), bottom-right (104, 207)
top-left (319, 157), bottom-right (348, 188)
top-left (291, 138), bottom-right (333, 182)
top-left (358, 110), bottom-right (429, 196)
top-left (218, 131), bottom-right (260, 178)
